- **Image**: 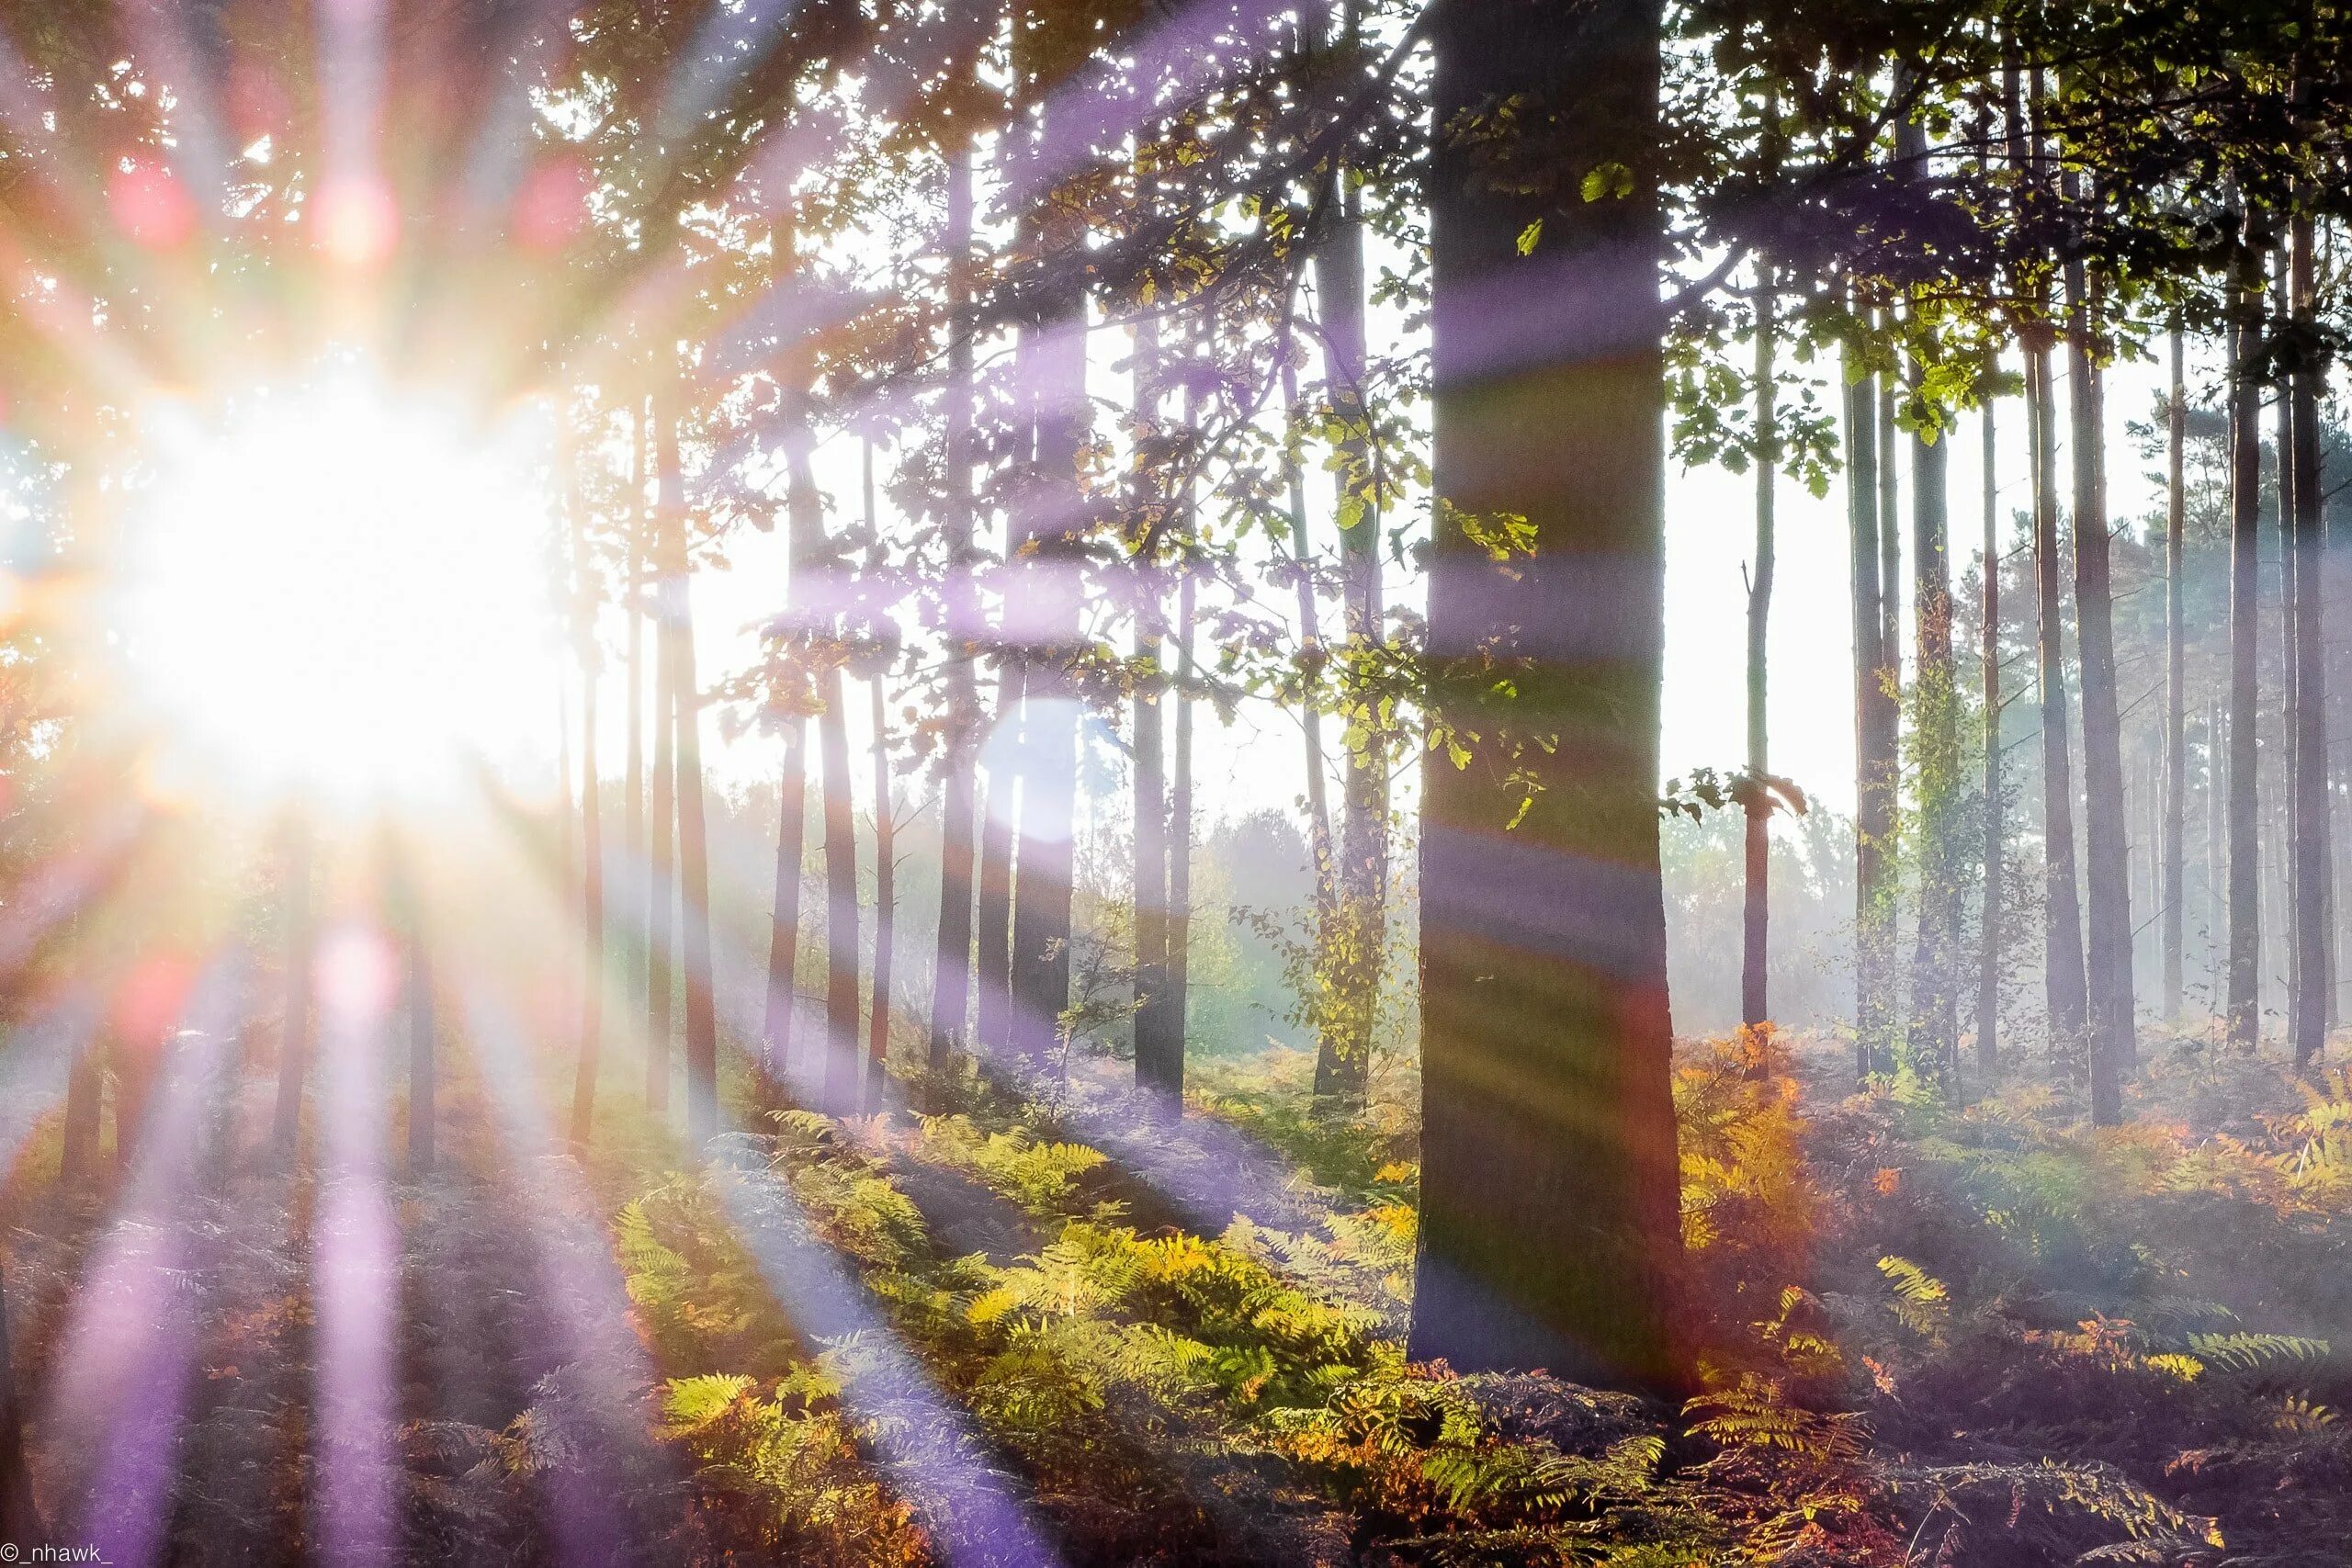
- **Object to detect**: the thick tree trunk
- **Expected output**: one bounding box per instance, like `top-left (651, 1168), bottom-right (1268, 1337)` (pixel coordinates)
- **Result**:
top-left (625, 407), bottom-right (648, 1022)
top-left (1909, 348), bottom-right (1960, 1083)
top-left (818, 663), bottom-right (863, 1114)
top-left (1314, 51), bottom-right (1389, 1105)
top-left (1743, 271), bottom-right (1775, 1033)
top-left (929, 141), bottom-right (981, 1082)
top-left (662, 397), bottom-right (721, 1144)
top-left (1132, 332), bottom-right (1180, 1108)
top-left (2068, 255), bottom-right (2132, 1123)
top-left (1848, 343), bottom-right (1892, 1080)
top-left (2225, 236), bottom-right (2265, 1049)
top-left (2164, 327), bottom-right (2188, 1023)
top-left (272, 820), bottom-right (313, 1156)
top-left (2289, 209), bottom-right (2328, 1072)
top-left (1166, 571), bottom-right (1196, 1089)
top-left (1979, 374), bottom-right (2002, 1077)
top-left (868, 673), bottom-right (897, 1111)
top-left (2027, 334), bottom-right (2090, 1055)
top-left (59, 1037), bottom-right (101, 1186)
top-left (645, 574), bottom-right (676, 1115)
top-left (1409, 0), bottom-right (1681, 1392)
top-left (763, 433), bottom-right (822, 1092)
top-left (974, 669), bottom-right (1021, 1060)
top-left (570, 489), bottom-right (606, 1146)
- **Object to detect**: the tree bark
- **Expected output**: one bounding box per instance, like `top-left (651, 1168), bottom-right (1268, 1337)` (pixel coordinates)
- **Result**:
top-left (928, 141), bottom-right (981, 1083)
top-left (2068, 240), bottom-right (2132, 1122)
top-left (1979, 369), bottom-right (2003, 1077)
top-left (1166, 570), bottom-right (1196, 1090)
top-left (645, 557), bottom-right (676, 1115)
top-left (1743, 269), bottom-right (1775, 1032)
top-left (656, 386), bottom-right (719, 1142)
top-left (1409, 0), bottom-right (1681, 1393)
top-left (2225, 231), bottom-right (2265, 1049)
top-left (1848, 339), bottom-right (1893, 1080)
top-left (625, 405), bottom-right (648, 1025)
top-left (1908, 350), bottom-right (1960, 1083)
top-left (763, 427), bottom-right (822, 1093)
top-left (817, 657), bottom-right (863, 1113)
top-left (868, 672), bottom-right (897, 1111)
top-left (2289, 207), bottom-right (2328, 1072)
top-left (2027, 332), bottom-right (2089, 1055)
top-left (1314, 21), bottom-right (1389, 1105)
top-left (1132, 328), bottom-right (1180, 1108)
top-left (2164, 327), bottom-right (2188, 1023)
top-left (570, 476), bottom-right (606, 1146)
top-left (974, 668), bottom-right (1021, 1060)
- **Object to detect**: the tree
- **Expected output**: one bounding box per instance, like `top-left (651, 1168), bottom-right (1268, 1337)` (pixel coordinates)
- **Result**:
top-left (2164, 326), bottom-right (2188, 1023)
top-left (569, 456), bottom-right (607, 1146)
top-left (271, 818), bottom-right (313, 1157)
top-left (1410, 0), bottom-right (1682, 1392)
top-left (2286, 199), bottom-right (2328, 1071)
top-left (1743, 263), bottom-right (1777, 1032)
top-left (2224, 227), bottom-right (2265, 1049)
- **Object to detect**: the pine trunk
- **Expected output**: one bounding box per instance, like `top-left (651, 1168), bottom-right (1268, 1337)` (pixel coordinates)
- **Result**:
top-left (662, 392), bottom-right (721, 1144)
top-left (928, 141), bottom-right (981, 1082)
top-left (1743, 273), bottom-right (1775, 1033)
top-left (1848, 344), bottom-right (1892, 1080)
top-left (1979, 374), bottom-right (2003, 1077)
top-left (1314, 60), bottom-right (1388, 1106)
top-left (1409, 0), bottom-right (1682, 1392)
top-left (2164, 328), bottom-right (2188, 1022)
top-left (2289, 209), bottom-right (2328, 1072)
top-left (2027, 334), bottom-right (2090, 1053)
top-left (2224, 233), bottom-right (2265, 1049)
top-left (819, 663), bottom-right (864, 1116)
top-left (868, 674), bottom-right (897, 1111)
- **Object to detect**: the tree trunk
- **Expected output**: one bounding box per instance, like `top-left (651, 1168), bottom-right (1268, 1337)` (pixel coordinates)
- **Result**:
top-left (818, 659), bottom-right (863, 1114)
top-left (2068, 247), bottom-right (2132, 1122)
top-left (1848, 338), bottom-right (1893, 1080)
top-left (1978, 369), bottom-right (2002, 1077)
top-left (1409, 0), bottom-right (1681, 1392)
top-left (2289, 208), bottom-right (2327, 1072)
top-left (929, 141), bottom-right (981, 1083)
top-left (570, 482), bottom-right (606, 1146)
top-left (763, 430), bottom-right (822, 1093)
top-left (1166, 570), bottom-right (1196, 1089)
top-left (646, 564), bottom-right (676, 1115)
top-left (272, 819), bottom-right (313, 1156)
top-left (2225, 231), bottom-right (2265, 1049)
top-left (59, 1034), bottom-right (101, 1186)
top-left (868, 672), bottom-right (897, 1111)
top-left (974, 668), bottom-right (1021, 1060)
top-left (1315, 22), bottom-right (1389, 1105)
top-left (1743, 269), bottom-right (1775, 1033)
top-left (2027, 331), bottom-right (2090, 1054)
top-left (656, 387), bottom-right (719, 1140)
top-left (2164, 327), bottom-right (2188, 1023)
top-left (1132, 329), bottom-right (1180, 1108)
top-left (625, 405), bottom-right (647, 1023)
top-left (1908, 344), bottom-right (1960, 1084)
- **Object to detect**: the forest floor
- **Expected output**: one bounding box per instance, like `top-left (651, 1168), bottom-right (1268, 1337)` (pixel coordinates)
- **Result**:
top-left (3, 1018), bottom-right (2349, 1566)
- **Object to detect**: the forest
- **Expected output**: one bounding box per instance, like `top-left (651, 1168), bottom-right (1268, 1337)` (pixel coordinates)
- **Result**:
top-left (0, 0), bottom-right (2347, 1563)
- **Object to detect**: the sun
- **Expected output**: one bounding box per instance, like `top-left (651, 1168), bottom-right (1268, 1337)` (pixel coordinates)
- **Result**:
top-left (110, 366), bottom-right (563, 810)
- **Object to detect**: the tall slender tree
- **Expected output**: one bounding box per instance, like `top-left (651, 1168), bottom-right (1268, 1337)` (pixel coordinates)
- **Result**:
top-left (1978, 359), bottom-right (2002, 1077)
top-left (2287, 201), bottom-right (2328, 1072)
top-left (272, 819), bottom-right (313, 1156)
top-left (1410, 0), bottom-right (1682, 1391)
top-left (2224, 225), bottom-right (2265, 1049)
top-left (1313, 0), bottom-right (1391, 1107)
top-left (928, 140), bottom-right (982, 1083)
top-left (2164, 326), bottom-right (2188, 1023)
top-left (1849, 333), bottom-right (1893, 1079)
top-left (660, 384), bottom-right (721, 1143)
top-left (1742, 263), bottom-right (1776, 1032)
top-left (570, 462), bottom-right (607, 1145)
